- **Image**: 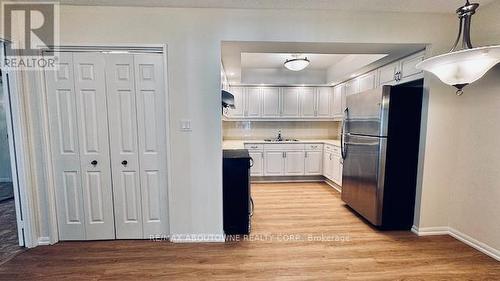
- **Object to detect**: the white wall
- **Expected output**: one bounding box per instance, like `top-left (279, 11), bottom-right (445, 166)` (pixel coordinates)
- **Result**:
top-left (223, 121), bottom-right (339, 140)
top-left (2, 3), bottom-right (499, 252)
top-left (446, 1), bottom-right (500, 252)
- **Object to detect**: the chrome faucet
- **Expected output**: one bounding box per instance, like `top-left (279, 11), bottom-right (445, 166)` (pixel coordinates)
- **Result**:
top-left (276, 130), bottom-right (283, 141)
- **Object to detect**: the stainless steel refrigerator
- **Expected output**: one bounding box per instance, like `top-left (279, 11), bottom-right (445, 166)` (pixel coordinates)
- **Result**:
top-left (340, 81), bottom-right (423, 230)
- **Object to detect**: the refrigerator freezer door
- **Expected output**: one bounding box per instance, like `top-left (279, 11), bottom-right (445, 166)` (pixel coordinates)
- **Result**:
top-left (341, 134), bottom-right (387, 226)
top-left (345, 86), bottom-right (390, 137)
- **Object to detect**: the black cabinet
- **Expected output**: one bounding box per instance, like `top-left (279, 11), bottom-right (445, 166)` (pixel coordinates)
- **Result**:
top-left (223, 149), bottom-right (252, 235)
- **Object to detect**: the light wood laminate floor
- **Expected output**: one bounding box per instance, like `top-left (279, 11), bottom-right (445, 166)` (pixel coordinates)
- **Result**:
top-left (0, 183), bottom-right (498, 280)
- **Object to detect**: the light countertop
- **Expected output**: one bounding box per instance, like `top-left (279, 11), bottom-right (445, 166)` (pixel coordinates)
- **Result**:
top-left (223, 139), bottom-right (340, 150)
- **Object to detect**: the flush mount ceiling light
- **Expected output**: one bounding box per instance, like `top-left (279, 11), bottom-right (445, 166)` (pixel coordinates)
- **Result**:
top-left (284, 55), bottom-right (310, 71)
top-left (416, 0), bottom-right (500, 96)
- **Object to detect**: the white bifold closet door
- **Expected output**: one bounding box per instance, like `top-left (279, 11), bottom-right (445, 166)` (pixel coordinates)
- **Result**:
top-left (47, 52), bottom-right (168, 240)
top-left (47, 52), bottom-right (115, 240)
top-left (105, 54), bottom-right (168, 239)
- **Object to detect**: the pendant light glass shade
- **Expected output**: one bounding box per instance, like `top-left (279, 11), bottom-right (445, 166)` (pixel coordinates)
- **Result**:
top-left (284, 57), bottom-right (310, 71)
top-left (417, 46), bottom-right (500, 89)
top-left (416, 1), bottom-right (500, 95)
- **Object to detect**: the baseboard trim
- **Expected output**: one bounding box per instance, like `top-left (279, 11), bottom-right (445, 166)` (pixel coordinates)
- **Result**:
top-left (411, 226), bottom-right (500, 261)
top-left (37, 237), bottom-right (51, 246)
top-left (448, 228), bottom-right (500, 262)
top-left (324, 179), bottom-right (341, 193)
top-left (411, 225), bottom-right (449, 236)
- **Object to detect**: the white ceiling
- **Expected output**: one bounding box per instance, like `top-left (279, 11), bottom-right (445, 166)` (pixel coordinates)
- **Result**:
top-left (222, 41), bottom-right (425, 85)
top-left (56, 0), bottom-right (495, 13)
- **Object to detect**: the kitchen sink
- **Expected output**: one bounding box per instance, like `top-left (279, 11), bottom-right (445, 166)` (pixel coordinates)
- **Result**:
top-left (264, 139), bottom-right (299, 142)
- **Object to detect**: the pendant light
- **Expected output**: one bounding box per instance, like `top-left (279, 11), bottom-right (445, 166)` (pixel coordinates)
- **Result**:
top-left (284, 55), bottom-right (310, 71)
top-left (416, 0), bottom-right (500, 95)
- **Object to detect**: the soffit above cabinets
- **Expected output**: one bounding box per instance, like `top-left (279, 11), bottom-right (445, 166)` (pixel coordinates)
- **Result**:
top-left (222, 41), bottom-right (425, 86)
top-left (58, 0), bottom-right (496, 13)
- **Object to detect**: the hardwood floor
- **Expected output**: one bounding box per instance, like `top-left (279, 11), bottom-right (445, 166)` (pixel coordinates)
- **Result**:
top-left (0, 183), bottom-right (498, 280)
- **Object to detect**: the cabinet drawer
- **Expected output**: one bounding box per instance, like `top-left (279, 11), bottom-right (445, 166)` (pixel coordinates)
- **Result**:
top-left (325, 144), bottom-right (340, 154)
top-left (264, 143), bottom-right (305, 150)
top-left (305, 143), bottom-right (323, 151)
top-left (245, 143), bottom-right (264, 150)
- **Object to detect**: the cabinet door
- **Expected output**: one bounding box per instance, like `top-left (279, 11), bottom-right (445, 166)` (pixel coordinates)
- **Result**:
top-left (73, 53), bottom-right (116, 240)
top-left (379, 62), bottom-right (399, 86)
top-left (332, 84), bottom-right (344, 118)
top-left (358, 71), bottom-right (376, 93)
top-left (246, 87), bottom-right (262, 117)
top-left (400, 52), bottom-right (424, 81)
top-left (281, 88), bottom-right (300, 117)
top-left (323, 151), bottom-right (333, 180)
top-left (265, 151), bottom-right (284, 176)
top-left (249, 151), bottom-right (264, 176)
top-left (331, 154), bottom-right (341, 185)
top-left (344, 79), bottom-right (359, 96)
top-left (228, 87), bottom-right (245, 118)
top-left (316, 87), bottom-right (331, 117)
top-left (299, 87), bottom-right (316, 117)
top-left (305, 151), bottom-right (323, 175)
top-left (284, 151), bottom-right (305, 176)
top-left (262, 87), bottom-right (281, 117)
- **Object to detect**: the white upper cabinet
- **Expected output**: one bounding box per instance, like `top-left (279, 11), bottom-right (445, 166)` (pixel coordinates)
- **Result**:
top-left (344, 79), bottom-right (359, 96)
top-left (316, 87), bottom-right (331, 117)
top-left (358, 71), bottom-right (377, 93)
top-left (379, 51), bottom-right (425, 86)
top-left (331, 84), bottom-right (345, 118)
top-left (246, 87), bottom-right (262, 117)
top-left (228, 87), bottom-right (245, 117)
top-left (281, 88), bottom-right (300, 117)
top-left (300, 87), bottom-right (317, 117)
top-left (262, 87), bottom-right (281, 117)
top-left (378, 62), bottom-right (400, 86)
top-left (400, 52), bottom-right (425, 82)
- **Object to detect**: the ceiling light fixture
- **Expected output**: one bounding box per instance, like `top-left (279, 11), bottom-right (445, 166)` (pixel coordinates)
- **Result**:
top-left (416, 0), bottom-right (500, 96)
top-left (284, 55), bottom-right (310, 71)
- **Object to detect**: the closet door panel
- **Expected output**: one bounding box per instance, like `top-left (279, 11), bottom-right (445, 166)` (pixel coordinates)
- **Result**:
top-left (105, 54), bottom-right (143, 239)
top-left (73, 53), bottom-right (115, 240)
top-left (134, 54), bottom-right (169, 238)
top-left (46, 53), bottom-right (86, 240)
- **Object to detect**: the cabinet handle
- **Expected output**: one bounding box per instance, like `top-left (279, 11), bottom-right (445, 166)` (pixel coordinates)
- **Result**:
top-left (121, 160), bottom-right (128, 166)
top-left (329, 154), bottom-right (332, 161)
top-left (91, 160), bottom-right (98, 166)
top-left (305, 151), bottom-right (308, 158)
top-left (261, 152), bottom-right (264, 158)
top-left (284, 152), bottom-right (287, 158)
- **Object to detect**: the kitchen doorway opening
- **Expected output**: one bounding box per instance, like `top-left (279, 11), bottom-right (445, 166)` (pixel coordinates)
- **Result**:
top-left (0, 40), bottom-right (27, 263)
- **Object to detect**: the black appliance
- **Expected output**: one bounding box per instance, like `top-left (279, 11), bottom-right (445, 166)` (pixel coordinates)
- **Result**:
top-left (221, 90), bottom-right (235, 109)
top-left (223, 149), bottom-right (253, 235)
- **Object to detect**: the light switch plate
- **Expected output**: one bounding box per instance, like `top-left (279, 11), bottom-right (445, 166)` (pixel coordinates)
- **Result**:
top-left (180, 119), bottom-right (192, 131)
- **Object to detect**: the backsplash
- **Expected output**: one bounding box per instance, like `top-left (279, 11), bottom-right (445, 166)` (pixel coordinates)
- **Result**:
top-left (223, 121), bottom-right (340, 140)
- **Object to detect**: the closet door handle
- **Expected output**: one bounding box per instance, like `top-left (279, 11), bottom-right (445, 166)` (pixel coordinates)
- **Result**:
top-left (91, 160), bottom-right (98, 166)
top-left (121, 160), bottom-right (128, 166)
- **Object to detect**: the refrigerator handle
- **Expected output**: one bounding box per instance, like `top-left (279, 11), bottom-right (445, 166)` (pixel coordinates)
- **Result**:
top-left (341, 107), bottom-right (348, 159)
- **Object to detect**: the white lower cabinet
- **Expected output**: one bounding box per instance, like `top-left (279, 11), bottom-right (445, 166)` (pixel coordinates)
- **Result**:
top-left (248, 151), bottom-right (264, 176)
top-left (247, 142), bottom-right (341, 186)
top-left (284, 151), bottom-right (305, 176)
top-left (265, 151), bottom-right (285, 176)
top-left (305, 150), bottom-right (323, 175)
top-left (323, 144), bottom-right (343, 186)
